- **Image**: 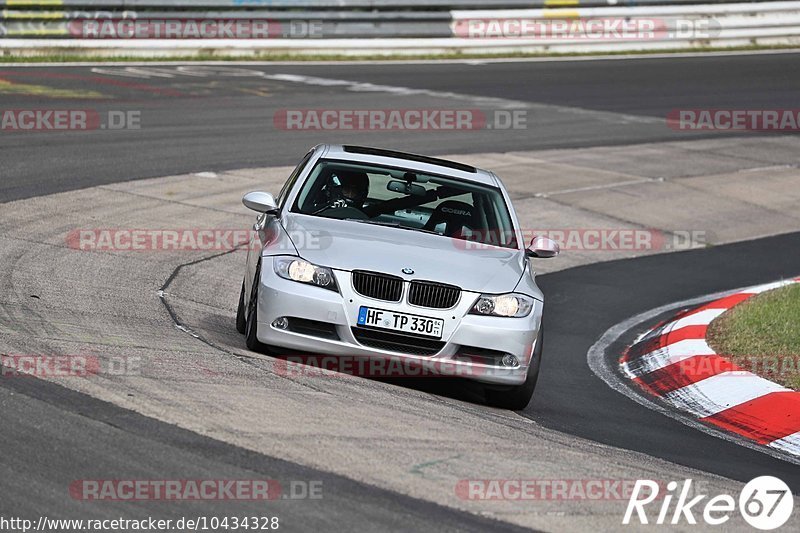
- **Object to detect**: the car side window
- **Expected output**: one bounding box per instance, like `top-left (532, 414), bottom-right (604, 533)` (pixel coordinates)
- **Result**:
top-left (277, 150), bottom-right (314, 209)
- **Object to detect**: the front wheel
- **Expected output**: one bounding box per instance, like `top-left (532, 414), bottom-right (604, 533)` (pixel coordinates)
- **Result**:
top-left (235, 280), bottom-right (247, 334)
top-left (484, 328), bottom-right (543, 410)
top-left (244, 264), bottom-right (272, 354)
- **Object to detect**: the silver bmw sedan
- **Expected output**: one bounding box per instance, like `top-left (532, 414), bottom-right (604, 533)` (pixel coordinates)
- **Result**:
top-left (236, 144), bottom-right (558, 409)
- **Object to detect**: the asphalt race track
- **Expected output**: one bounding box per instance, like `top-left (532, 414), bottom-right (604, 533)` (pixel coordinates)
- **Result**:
top-left (1, 52), bottom-right (799, 530)
top-left (1, 51), bottom-right (799, 202)
top-left (0, 373), bottom-right (527, 532)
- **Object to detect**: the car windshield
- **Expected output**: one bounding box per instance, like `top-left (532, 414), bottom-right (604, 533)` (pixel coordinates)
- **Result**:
top-left (291, 159), bottom-right (518, 249)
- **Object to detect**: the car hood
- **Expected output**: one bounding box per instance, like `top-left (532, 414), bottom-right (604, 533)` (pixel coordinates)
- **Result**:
top-left (280, 213), bottom-right (525, 294)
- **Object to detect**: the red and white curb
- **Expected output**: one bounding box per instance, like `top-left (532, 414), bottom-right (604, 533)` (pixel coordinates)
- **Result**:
top-left (620, 278), bottom-right (800, 457)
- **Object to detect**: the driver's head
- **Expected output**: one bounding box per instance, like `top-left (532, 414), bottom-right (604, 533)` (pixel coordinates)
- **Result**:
top-left (336, 170), bottom-right (369, 206)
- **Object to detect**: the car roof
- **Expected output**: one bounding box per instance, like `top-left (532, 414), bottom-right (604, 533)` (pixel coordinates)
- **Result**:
top-left (318, 144), bottom-right (499, 187)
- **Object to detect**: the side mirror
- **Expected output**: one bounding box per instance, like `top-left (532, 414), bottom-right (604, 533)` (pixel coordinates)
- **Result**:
top-left (242, 191), bottom-right (278, 214)
top-left (526, 235), bottom-right (560, 258)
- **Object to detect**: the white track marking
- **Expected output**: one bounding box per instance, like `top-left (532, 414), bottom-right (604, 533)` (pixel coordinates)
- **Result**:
top-left (80, 66), bottom-right (659, 125)
top-left (770, 431), bottom-right (800, 456)
top-left (662, 372), bottom-right (789, 418)
top-left (669, 308), bottom-right (727, 330)
top-left (261, 73), bottom-right (660, 124)
top-left (621, 338), bottom-right (715, 378)
top-left (741, 279), bottom-right (796, 294)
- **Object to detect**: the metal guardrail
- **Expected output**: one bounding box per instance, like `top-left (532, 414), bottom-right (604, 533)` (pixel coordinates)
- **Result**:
top-left (0, 0), bottom-right (798, 55)
top-left (0, 0), bottom-right (784, 7)
top-left (0, 12), bottom-right (456, 38)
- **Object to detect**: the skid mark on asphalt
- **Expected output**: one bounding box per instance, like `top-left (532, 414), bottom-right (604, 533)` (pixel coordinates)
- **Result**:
top-left (411, 455), bottom-right (462, 478)
top-left (0, 77), bottom-right (109, 98)
top-left (157, 247), bottom-right (330, 394)
top-left (0, 70), bottom-right (186, 97)
top-left (530, 177), bottom-right (659, 199)
top-left (97, 185), bottom-right (244, 216)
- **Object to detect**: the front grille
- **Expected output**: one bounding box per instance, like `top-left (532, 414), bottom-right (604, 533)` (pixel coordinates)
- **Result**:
top-left (352, 270), bottom-right (403, 302)
top-left (351, 327), bottom-right (445, 356)
top-left (408, 280), bottom-right (461, 309)
top-left (287, 318), bottom-right (340, 341)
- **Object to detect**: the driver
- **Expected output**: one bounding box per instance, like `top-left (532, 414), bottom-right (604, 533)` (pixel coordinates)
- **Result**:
top-left (333, 170), bottom-right (369, 209)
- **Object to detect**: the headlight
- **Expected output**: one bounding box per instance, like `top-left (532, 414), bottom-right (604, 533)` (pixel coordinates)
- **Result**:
top-left (470, 293), bottom-right (534, 317)
top-left (274, 257), bottom-right (338, 291)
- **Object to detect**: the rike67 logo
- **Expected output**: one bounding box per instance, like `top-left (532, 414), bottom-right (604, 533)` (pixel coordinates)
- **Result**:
top-left (623, 476), bottom-right (793, 530)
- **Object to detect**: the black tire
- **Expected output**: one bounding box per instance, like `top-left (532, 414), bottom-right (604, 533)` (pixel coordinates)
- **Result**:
top-left (245, 264), bottom-right (271, 354)
top-left (235, 280), bottom-right (247, 334)
top-left (484, 328), bottom-right (543, 410)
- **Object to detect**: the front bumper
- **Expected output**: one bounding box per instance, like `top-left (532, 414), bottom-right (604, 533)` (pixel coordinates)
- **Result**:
top-left (255, 263), bottom-right (543, 385)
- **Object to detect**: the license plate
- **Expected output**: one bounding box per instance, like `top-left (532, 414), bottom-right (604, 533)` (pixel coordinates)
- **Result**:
top-left (357, 306), bottom-right (444, 339)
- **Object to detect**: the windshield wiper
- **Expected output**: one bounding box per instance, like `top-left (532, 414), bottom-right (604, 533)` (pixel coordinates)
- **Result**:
top-left (344, 218), bottom-right (440, 236)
